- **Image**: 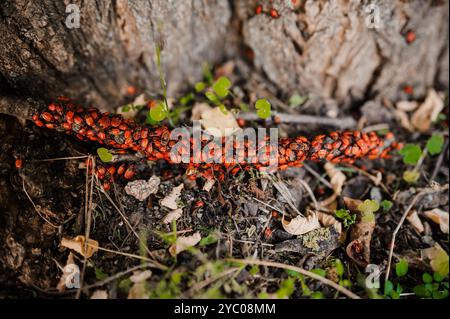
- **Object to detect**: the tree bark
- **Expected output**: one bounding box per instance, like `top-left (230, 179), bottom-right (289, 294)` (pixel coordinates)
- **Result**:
top-left (0, 0), bottom-right (448, 114)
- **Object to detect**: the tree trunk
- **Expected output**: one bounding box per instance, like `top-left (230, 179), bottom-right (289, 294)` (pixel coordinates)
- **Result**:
top-left (0, 0), bottom-right (448, 113)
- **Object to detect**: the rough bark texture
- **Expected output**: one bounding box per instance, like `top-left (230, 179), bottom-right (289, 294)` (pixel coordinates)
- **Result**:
top-left (0, 0), bottom-right (448, 113)
top-left (242, 0), bottom-right (449, 109)
top-left (0, 0), bottom-right (231, 110)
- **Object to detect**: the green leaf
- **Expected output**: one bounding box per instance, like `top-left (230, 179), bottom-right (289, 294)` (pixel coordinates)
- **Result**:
top-left (311, 268), bottom-right (326, 277)
top-left (95, 267), bottom-right (108, 281)
top-left (289, 93), bottom-right (307, 107)
top-left (358, 200), bottom-right (380, 222)
top-left (432, 289), bottom-right (449, 299)
top-left (403, 170), bottom-right (420, 184)
top-left (149, 101), bottom-right (168, 122)
top-left (335, 209), bottom-right (356, 228)
top-left (433, 272), bottom-right (444, 282)
top-left (423, 273), bottom-right (433, 284)
top-left (380, 200), bottom-right (393, 211)
top-left (255, 98), bottom-right (271, 119)
top-left (180, 93), bottom-right (194, 106)
top-left (194, 81), bottom-right (206, 93)
top-left (199, 233), bottom-right (218, 246)
top-left (395, 259), bottom-right (409, 277)
top-left (426, 134), bottom-right (444, 155)
top-left (121, 104), bottom-right (131, 112)
top-left (399, 144), bottom-right (422, 165)
top-left (310, 292), bottom-right (324, 299)
top-left (430, 248), bottom-right (449, 277)
top-left (413, 285), bottom-right (431, 298)
top-left (212, 76), bottom-right (231, 98)
top-left (97, 148), bottom-right (113, 163)
top-left (205, 91), bottom-right (219, 104)
top-left (384, 280), bottom-right (394, 296)
top-left (218, 103), bottom-right (228, 115)
top-left (334, 259), bottom-right (344, 277)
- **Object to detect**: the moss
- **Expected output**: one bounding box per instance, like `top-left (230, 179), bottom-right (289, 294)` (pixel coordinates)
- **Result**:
top-left (301, 227), bottom-right (331, 252)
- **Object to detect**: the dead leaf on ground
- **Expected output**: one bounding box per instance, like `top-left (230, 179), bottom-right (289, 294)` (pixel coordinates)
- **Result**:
top-left (169, 232), bottom-right (202, 257)
top-left (130, 270), bottom-right (152, 283)
top-left (421, 244), bottom-right (449, 277)
top-left (423, 208), bottom-right (449, 234)
top-left (161, 184), bottom-right (184, 210)
top-left (396, 100), bottom-right (419, 112)
top-left (316, 211), bottom-right (342, 234)
top-left (91, 290), bottom-right (108, 299)
top-left (345, 202), bottom-right (375, 267)
top-left (162, 208), bottom-right (183, 224)
top-left (61, 235), bottom-right (99, 258)
top-left (202, 179), bottom-right (216, 192)
top-left (281, 213), bottom-right (321, 235)
top-left (56, 252), bottom-right (77, 292)
top-left (411, 89), bottom-right (445, 132)
top-left (196, 105), bottom-right (240, 137)
top-left (394, 109), bottom-right (415, 132)
top-left (125, 175), bottom-right (160, 201)
top-left (320, 163), bottom-right (347, 207)
top-left (406, 210), bottom-right (425, 234)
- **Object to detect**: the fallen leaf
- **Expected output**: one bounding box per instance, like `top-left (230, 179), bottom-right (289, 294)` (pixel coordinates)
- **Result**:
top-left (199, 106), bottom-right (240, 137)
top-left (423, 208), bottom-right (449, 234)
top-left (346, 209), bottom-right (375, 267)
top-left (406, 210), bottom-right (425, 234)
top-left (162, 208), bottom-right (183, 224)
top-left (130, 270), bottom-right (152, 283)
top-left (169, 232), bottom-right (202, 256)
top-left (320, 163), bottom-right (347, 206)
top-left (56, 252), bottom-right (77, 292)
top-left (61, 235), bottom-right (98, 258)
top-left (282, 213), bottom-right (321, 235)
top-left (90, 290), bottom-right (108, 299)
top-left (396, 100), bottom-right (418, 112)
top-left (161, 184), bottom-right (184, 210)
top-left (394, 109), bottom-right (414, 132)
top-left (202, 178), bottom-right (216, 192)
top-left (421, 244), bottom-right (449, 277)
top-left (316, 211), bottom-right (342, 234)
top-left (125, 176), bottom-right (160, 201)
top-left (411, 89), bottom-right (445, 132)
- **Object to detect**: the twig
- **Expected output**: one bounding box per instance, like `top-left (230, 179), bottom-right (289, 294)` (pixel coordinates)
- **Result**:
top-left (385, 191), bottom-right (426, 283)
top-left (303, 163), bottom-right (333, 189)
top-left (227, 258), bottom-right (361, 299)
top-left (237, 112), bottom-right (356, 129)
top-left (182, 267), bottom-right (241, 298)
top-left (430, 140), bottom-right (448, 182)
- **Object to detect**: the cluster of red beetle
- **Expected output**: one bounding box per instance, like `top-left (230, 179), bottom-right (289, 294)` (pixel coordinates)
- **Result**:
top-left (31, 97), bottom-right (401, 190)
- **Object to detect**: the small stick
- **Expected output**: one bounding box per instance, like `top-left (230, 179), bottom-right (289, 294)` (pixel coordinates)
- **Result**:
top-left (430, 140), bottom-right (448, 182)
top-left (385, 191), bottom-right (426, 283)
top-left (227, 258), bottom-right (361, 299)
top-left (237, 112), bottom-right (356, 129)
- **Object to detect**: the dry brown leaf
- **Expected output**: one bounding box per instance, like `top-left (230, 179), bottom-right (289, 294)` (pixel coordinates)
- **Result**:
top-left (162, 208), bottom-right (183, 224)
top-left (406, 210), bottom-right (424, 234)
top-left (316, 211), bottom-right (342, 234)
top-left (411, 89), bottom-right (444, 132)
top-left (125, 176), bottom-right (160, 201)
top-left (343, 197), bottom-right (363, 212)
top-left (127, 282), bottom-right (149, 299)
top-left (202, 178), bottom-right (216, 192)
top-left (421, 243), bottom-right (449, 276)
top-left (161, 184), bottom-right (184, 210)
top-left (423, 208), bottom-right (449, 234)
top-left (169, 232), bottom-right (202, 256)
top-left (394, 109), bottom-right (414, 132)
top-left (346, 211), bottom-right (375, 267)
top-left (396, 100), bottom-right (419, 112)
top-left (130, 270), bottom-right (152, 283)
top-left (200, 107), bottom-right (240, 137)
top-left (56, 252), bottom-right (77, 292)
top-left (191, 102), bottom-right (212, 121)
top-left (90, 290), bottom-right (108, 299)
top-left (61, 235), bottom-right (98, 258)
top-left (320, 163), bottom-right (347, 206)
top-left (281, 213), bottom-right (321, 235)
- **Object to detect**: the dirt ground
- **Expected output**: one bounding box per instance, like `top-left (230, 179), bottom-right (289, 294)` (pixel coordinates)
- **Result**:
top-left (0, 61), bottom-right (448, 299)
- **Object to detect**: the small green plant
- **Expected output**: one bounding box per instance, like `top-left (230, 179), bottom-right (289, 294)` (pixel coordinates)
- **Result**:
top-left (426, 134), bottom-right (444, 155)
top-left (395, 259), bottom-right (409, 277)
top-left (358, 199), bottom-right (379, 222)
top-left (399, 144), bottom-right (422, 165)
top-left (380, 199), bottom-right (393, 212)
top-left (255, 98), bottom-right (271, 119)
top-left (288, 93), bottom-right (307, 108)
top-left (335, 209), bottom-right (357, 228)
top-left (97, 147), bottom-right (113, 163)
top-left (383, 279), bottom-right (403, 299)
top-left (413, 272), bottom-right (449, 299)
